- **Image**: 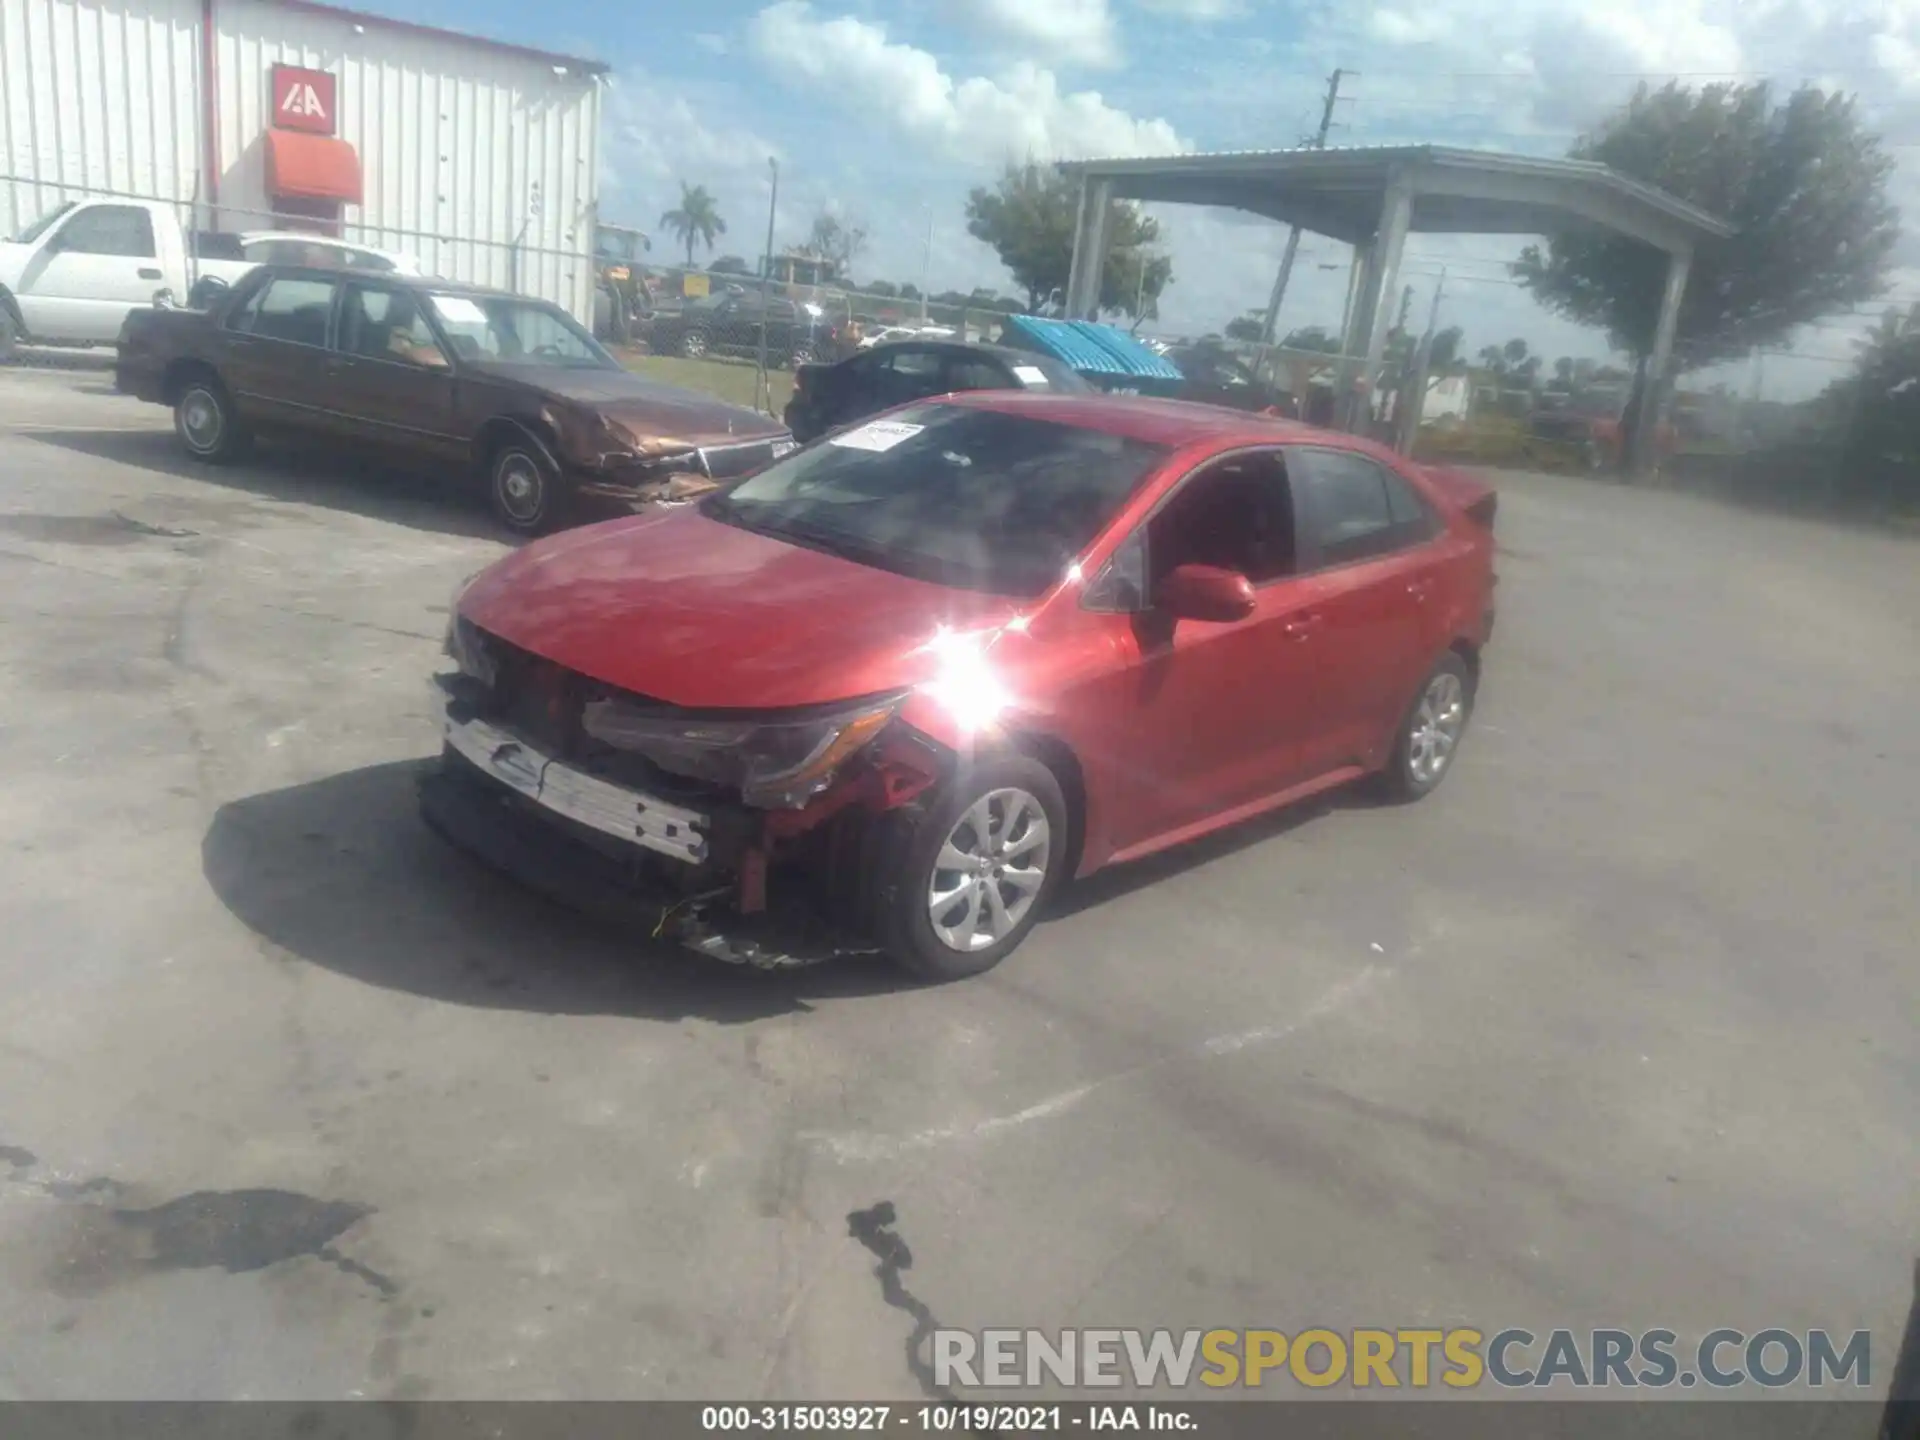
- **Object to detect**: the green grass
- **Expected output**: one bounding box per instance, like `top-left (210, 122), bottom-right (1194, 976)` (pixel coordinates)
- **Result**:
top-left (614, 350), bottom-right (794, 416)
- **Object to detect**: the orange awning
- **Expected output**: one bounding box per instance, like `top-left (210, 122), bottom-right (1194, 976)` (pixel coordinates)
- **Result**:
top-left (265, 130), bottom-right (362, 204)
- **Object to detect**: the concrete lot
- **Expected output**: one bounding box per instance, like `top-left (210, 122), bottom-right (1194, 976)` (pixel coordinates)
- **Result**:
top-left (0, 365), bottom-right (1915, 1404)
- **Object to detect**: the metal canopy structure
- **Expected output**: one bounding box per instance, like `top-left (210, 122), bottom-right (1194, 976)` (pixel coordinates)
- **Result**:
top-left (1058, 145), bottom-right (1735, 469)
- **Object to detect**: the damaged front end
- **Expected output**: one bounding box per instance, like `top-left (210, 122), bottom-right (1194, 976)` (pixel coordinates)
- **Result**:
top-left (566, 413), bottom-right (800, 508)
top-left (419, 618), bottom-right (946, 969)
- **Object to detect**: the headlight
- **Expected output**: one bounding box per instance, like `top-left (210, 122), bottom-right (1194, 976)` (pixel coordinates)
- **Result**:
top-left (581, 693), bottom-right (904, 808)
top-left (445, 611), bottom-right (497, 687)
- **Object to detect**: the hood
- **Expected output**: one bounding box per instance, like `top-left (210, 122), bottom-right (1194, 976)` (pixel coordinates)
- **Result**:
top-left (458, 508), bottom-right (1022, 710)
top-left (473, 364), bottom-right (786, 449)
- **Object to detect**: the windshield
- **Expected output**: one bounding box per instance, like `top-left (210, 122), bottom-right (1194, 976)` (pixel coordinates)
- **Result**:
top-left (11, 203), bottom-right (75, 245)
top-left (426, 293), bottom-right (615, 369)
top-left (703, 404), bottom-right (1168, 597)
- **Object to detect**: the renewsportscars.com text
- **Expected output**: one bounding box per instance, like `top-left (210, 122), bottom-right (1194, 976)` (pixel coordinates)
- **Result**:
top-left (932, 1327), bottom-right (1872, 1391)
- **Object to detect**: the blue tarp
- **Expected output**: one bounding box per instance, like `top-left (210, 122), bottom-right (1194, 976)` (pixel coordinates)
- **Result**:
top-left (999, 315), bottom-right (1186, 396)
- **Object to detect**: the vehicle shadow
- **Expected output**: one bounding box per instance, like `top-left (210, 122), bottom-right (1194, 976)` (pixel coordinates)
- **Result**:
top-left (26, 427), bottom-right (640, 542)
top-left (200, 758), bottom-right (921, 1024)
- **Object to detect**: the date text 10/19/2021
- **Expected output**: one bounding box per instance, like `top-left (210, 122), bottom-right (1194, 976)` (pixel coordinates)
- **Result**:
top-left (701, 1406), bottom-right (1194, 1431)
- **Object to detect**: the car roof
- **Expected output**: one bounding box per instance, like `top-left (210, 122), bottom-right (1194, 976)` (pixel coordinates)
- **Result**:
top-left (856, 339), bottom-right (1057, 366)
top-left (243, 264), bottom-right (531, 300)
top-left (934, 389), bottom-right (1363, 450)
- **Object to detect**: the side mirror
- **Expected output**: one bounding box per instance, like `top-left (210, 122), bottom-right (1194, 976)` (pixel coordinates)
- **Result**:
top-left (1157, 563), bottom-right (1256, 623)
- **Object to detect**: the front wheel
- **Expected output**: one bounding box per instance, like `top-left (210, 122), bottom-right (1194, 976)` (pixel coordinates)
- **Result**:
top-left (174, 378), bottom-right (250, 463)
top-left (486, 440), bottom-right (566, 536)
top-left (0, 305), bottom-right (20, 364)
top-left (678, 327), bottom-right (709, 359)
top-left (1378, 652), bottom-right (1474, 802)
top-left (876, 755), bottom-right (1068, 981)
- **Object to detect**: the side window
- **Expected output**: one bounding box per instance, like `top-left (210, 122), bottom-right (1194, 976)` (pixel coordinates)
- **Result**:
top-left (1290, 449), bottom-right (1426, 568)
top-left (1384, 466), bottom-right (1441, 541)
top-left (54, 205), bottom-right (156, 258)
top-left (1146, 451), bottom-right (1295, 587)
top-left (251, 277), bottom-right (338, 347)
top-left (226, 280), bottom-right (268, 333)
top-left (945, 357), bottom-right (1008, 391)
top-left (338, 285), bottom-right (448, 367)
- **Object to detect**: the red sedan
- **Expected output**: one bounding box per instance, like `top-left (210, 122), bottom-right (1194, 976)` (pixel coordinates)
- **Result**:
top-left (422, 393), bottom-right (1497, 980)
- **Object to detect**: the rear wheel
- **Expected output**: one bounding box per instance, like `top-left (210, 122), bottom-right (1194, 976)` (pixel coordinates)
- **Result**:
top-left (486, 438), bottom-right (566, 536)
top-left (1378, 652), bottom-right (1474, 802)
top-left (876, 755), bottom-right (1068, 981)
top-left (173, 376), bottom-right (250, 463)
top-left (678, 327), bottom-right (710, 359)
top-left (0, 304), bottom-right (19, 364)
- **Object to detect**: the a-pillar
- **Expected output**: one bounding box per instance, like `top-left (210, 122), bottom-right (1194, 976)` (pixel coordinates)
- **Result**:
top-left (1628, 246), bottom-right (1692, 476)
top-left (1063, 176), bottom-right (1114, 320)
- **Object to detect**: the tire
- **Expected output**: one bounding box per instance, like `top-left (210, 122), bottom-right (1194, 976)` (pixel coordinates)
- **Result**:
top-left (1377, 651), bottom-right (1475, 802)
top-left (678, 327), bottom-right (709, 359)
top-left (0, 303), bottom-right (19, 364)
top-left (486, 436), bottom-right (566, 536)
top-left (875, 754), bottom-right (1069, 982)
top-left (787, 341), bottom-right (816, 369)
top-left (173, 376), bottom-right (250, 463)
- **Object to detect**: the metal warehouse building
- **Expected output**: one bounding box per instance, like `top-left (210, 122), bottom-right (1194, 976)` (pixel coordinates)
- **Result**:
top-left (1, 0), bottom-right (606, 317)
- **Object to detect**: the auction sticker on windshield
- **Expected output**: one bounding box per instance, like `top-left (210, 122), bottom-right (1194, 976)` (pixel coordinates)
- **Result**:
top-left (830, 420), bottom-right (924, 452)
top-left (1012, 365), bottom-right (1050, 387)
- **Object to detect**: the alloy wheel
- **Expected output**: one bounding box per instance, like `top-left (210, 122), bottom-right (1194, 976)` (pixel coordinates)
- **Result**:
top-left (1408, 671), bottom-right (1467, 784)
top-left (926, 788), bottom-right (1052, 952)
top-left (179, 387), bottom-right (224, 453)
top-left (493, 451), bottom-right (546, 526)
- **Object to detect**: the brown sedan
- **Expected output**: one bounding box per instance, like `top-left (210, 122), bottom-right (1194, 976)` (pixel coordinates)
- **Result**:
top-left (115, 265), bottom-right (794, 533)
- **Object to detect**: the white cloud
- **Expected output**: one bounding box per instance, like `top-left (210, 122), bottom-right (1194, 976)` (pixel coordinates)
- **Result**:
top-left (747, 2), bottom-right (1188, 162)
top-left (1136, 0), bottom-right (1248, 18)
top-left (958, 0), bottom-right (1121, 68)
top-left (692, 32), bottom-right (729, 55)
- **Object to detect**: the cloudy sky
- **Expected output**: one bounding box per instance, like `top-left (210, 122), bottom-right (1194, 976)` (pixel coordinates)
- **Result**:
top-left (396, 0), bottom-right (1920, 398)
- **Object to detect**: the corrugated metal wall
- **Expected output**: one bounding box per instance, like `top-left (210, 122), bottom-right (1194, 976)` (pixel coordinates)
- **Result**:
top-left (0, 0), bottom-right (205, 229)
top-left (1, 0), bottom-right (602, 319)
top-left (214, 0), bottom-right (601, 317)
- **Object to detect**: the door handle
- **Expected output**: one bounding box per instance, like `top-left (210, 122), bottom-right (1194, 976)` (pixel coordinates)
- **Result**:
top-left (138, 267), bottom-right (162, 280)
top-left (1283, 612), bottom-right (1322, 640)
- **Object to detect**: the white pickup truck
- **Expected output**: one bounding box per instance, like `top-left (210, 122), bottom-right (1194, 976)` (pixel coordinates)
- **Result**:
top-left (0, 198), bottom-right (420, 359)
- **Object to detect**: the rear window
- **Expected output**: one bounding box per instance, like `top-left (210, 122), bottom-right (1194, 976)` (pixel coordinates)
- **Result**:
top-left (703, 404), bottom-right (1168, 597)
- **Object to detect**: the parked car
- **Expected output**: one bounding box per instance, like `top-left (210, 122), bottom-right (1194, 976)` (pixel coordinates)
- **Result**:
top-left (1528, 389), bottom-right (1676, 468)
top-left (859, 324), bottom-right (957, 349)
top-left (646, 291), bottom-right (825, 366)
top-left (0, 198), bottom-right (258, 357)
top-left (114, 264), bottom-right (795, 534)
top-left (1166, 342), bottom-right (1298, 417)
top-left (420, 393), bottom-right (1498, 980)
top-left (236, 231), bottom-right (424, 276)
top-left (784, 339), bottom-right (1092, 442)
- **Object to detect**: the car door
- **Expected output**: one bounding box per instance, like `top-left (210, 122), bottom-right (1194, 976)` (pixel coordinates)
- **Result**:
top-left (13, 204), bottom-right (165, 342)
top-left (326, 280), bottom-right (462, 463)
top-left (1077, 448), bottom-right (1328, 855)
top-left (1284, 446), bottom-right (1452, 774)
top-left (222, 272), bottom-right (341, 433)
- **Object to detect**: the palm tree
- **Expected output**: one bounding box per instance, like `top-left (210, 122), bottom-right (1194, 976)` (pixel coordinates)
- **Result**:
top-left (660, 183), bottom-right (727, 269)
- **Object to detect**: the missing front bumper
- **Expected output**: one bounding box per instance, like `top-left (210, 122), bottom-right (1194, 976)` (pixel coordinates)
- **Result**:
top-left (417, 753), bottom-right (876, 971)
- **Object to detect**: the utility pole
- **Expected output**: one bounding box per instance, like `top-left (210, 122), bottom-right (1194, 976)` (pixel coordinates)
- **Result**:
top-left (1260, 68), bottom-right (1346, 346)
top-left (755, 157), bottom-right (779, 413)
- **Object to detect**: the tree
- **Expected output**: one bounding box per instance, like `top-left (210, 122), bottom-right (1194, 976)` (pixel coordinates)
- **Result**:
top-left (659, 183), bottom-right (726, 268)
top-left (899, 282), bottom-right (922, 301)
top-left (1428, 325), bottom-right (1463, 372)
top-left (1502, 338), bottom-right (1530, 368)
top-left (1477, 344), bottom-right (1507, 376)
top-left (805, 212), bottom-right (867, 276)
top-left (1516, 354), bottom-right (1543, 386)
top-left (1282, 325), bottom-right (1343, 354)
top-left (1552, 356), bottom-right (1576, 387)
top-left (964, 161), bottom-right (1172, 318)
top-left (1515, 81), bottom-right (1898, 373)
top-left (710, 254), bottom-right (750, 276)
top-left (863, 279), bottom-right (899, 299)
top-left (1225, 313), bottom-right (1265, 342)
